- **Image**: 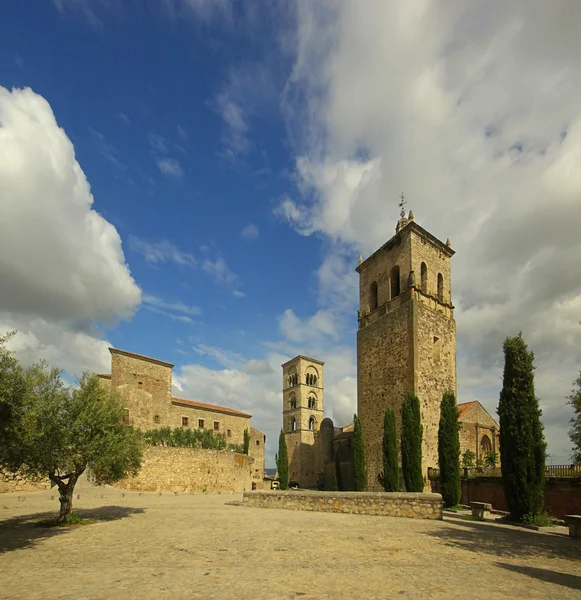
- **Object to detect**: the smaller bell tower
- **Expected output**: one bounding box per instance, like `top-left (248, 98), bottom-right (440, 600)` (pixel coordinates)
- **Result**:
top-left (281, 355), bottom-right (324, 487)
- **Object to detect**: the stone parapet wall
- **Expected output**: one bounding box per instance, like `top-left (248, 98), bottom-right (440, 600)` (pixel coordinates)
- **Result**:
top-left (242, 490), bottom-right (443, 520)
top-left (117, 446), bottom-right (252, 493)
top-left (0, 468), bottom-right (51, 494)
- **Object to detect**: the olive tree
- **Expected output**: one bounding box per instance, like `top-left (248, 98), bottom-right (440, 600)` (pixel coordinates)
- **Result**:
top-left (3, 366), bottom-right (143, 522)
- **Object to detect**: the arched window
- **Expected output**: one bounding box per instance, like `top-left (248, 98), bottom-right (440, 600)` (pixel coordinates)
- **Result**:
top-left (289, 395), bottom-right (296, 410)
top-left (313, 375), bottom-right (317, 386)
top-left (390, 266), bottom-right (400, 299)
top-left (437, 273), bottom-right (444, 302)
top-left (480, 434), bottom-right (492, 457)
top-left (291, 418), bottom-right (297, 432)
top-left (308, 395), bottom-right (316, 410)
top-left (369, 281), bottom-right (378, 311)
top-left (421, 262), bottom-right (428, 294)
top-left (309, 416), bottom-right (315, 431)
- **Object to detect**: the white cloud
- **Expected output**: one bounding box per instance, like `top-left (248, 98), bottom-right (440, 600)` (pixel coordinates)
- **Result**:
top-left (130, 236), bottom-right (241, 290)
top-left (233, 290), bottom-right (246, 298)
top-left (156, 157), bottom-right (184, 179)
top-left (0, 86), bottom-right (140, 377)
top-left (177, 124), bottom-right (188, 141)
top-left (0, 86), bottom-right (141, 325)
top-left (240, 223), bottom-right (259, 240)
top-left (277, 1), bottom-right (581, 462)
top-left (129, 236), bottom-right (197, 267)
top-left (89, 127), bottom-right (126, 171)
top-left (215, 62), bottom-right (277, 162)
top-left (202, 257), bottom-right (239, 286)
top-left (143, 294), bottom-right (201, 319)
top-left (149, 132), bottom-right (169, 154)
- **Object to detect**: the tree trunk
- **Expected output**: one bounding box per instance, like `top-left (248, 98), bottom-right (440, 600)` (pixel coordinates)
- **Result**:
top-left (58, 486), bottom-right (74, 522)
top-left (49, 468), bottom-right (84, 523)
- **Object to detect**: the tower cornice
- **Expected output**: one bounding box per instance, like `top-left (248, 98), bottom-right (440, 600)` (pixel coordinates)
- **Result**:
top-left (356, 221), bottom-right (454, 274)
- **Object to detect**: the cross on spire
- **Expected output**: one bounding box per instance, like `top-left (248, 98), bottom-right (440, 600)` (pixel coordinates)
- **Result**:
top-left (398, 192), bottom-right (407, 218)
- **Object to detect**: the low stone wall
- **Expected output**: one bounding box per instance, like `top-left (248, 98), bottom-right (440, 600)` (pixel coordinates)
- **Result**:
top-left (117, 446), bottom-right (252, 493)
top-left (242, 490), bottom-right (443, 520)
top-left (0, 468), bottom-right (51, 494)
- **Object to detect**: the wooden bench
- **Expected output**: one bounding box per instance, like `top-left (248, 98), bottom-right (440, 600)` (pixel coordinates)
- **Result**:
top-left (470, 501), bottom-right (492, 520)
top-left (564, 515), bottom-right (581, 538)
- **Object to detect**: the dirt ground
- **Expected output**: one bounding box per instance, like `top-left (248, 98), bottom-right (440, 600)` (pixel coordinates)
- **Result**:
top-left (1, 484), bottom-right (580, 600)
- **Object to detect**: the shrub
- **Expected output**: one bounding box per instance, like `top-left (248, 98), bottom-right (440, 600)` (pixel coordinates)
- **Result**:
top-left (461, 450), bottom-right (475, 469)
top-left (401, 393), bottom-right (423, 492)
top-left (438, 391), bottom-right (461, 507)
top-left (382, 408), bottom-right (399, 492)
top-left (335, 452), bottom-right (343, 491)
top-left (276, 430), bottom-right (289, 490)
top-left (352, 414), bottom-right (366, 491)
top-left (497, 333), bottom-right (546, 523)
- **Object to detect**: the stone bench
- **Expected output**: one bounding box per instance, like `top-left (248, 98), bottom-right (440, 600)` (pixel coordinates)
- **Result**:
top-left (471, 502), bottom-right (492, 520)
top-left (564, 515), bottom-right (581, 538)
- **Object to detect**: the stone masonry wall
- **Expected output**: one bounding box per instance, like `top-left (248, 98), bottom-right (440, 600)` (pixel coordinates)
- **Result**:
top-left (117, 446), bottom-right (252, 493)
top-left (249, 427), bottom-right (265, 482)
top-left (458, 404), bottom-right (500, 465)
top-left (169, 401), bottom-right (251, 447)
top-left (0, 468), bottom-right (51, 494)
top-left (243, 490), bottom-right (443, 520)
top-left (358, 301), bottom-right (413, 491)
top-left (111, 350), bottom-right (174, 431)
top-left (413, 298), bottom-right (456, 476)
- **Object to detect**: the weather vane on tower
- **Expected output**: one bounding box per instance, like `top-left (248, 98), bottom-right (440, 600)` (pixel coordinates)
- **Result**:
top-left (398, 192), bottom-right (407, 218)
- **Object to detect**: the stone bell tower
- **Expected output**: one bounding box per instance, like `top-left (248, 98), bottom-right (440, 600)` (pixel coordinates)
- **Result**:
top-left (281, 355), bottom-right (324, 487)
top-left (356, 211), bottom-right (456, 491)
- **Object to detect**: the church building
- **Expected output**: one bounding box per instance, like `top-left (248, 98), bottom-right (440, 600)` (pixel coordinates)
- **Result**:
top-left (282, 210), bottom-right (499, 490)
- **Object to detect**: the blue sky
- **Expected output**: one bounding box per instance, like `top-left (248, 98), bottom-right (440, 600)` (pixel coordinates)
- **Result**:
top-left (1, 1), bottom-right (580, 467)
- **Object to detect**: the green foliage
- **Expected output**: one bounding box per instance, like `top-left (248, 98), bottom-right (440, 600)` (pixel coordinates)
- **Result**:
top-left (331, 457), bottom-right (339, 491)
top-left (462, 450), bottom-right (475, 469)
top-left (243, 428), bottom-right (250, 455)
top-left (485, 452), bottom-right (498, 468)
top-left (382, 408), bottom-right (399, 492)
top-left (438, 392), bottom-right (461, 507)
top-left (143, 426), bottom-right (227, 450)
top-left (2, 367), bottom-right (143, 522)
top-left (522, 511), bottom-right (554, 527)
top-left (0, 332), bottom-right (26, 454)
top-left (567, 371), bottom-right (581, 464)
top-left (276, 429), bottom-right (289, 490)
top-left (335, 452), bottom-right (342, 491)
top-left (352, 414), bottom-right (366, 491)
top-left (497, 333), bottom-right (546, 523)
top-left (228, 443), bottom-right (245, 454)
top-left (401, 393), bottom-right (424, 492)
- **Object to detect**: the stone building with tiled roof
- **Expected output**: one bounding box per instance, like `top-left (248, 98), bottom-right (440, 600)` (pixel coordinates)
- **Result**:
top-left (98, 348), bottom-right (265, 484)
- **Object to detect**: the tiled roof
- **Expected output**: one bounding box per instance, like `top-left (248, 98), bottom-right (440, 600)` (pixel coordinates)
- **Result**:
top-left (171, 397), bottom-right (251, 418)
top-left (341, 423), bottom-right (354, 433)
top-left (457, 401), bottom-right (478, 420)
top-left (97, 373), bottom-right (111, 379)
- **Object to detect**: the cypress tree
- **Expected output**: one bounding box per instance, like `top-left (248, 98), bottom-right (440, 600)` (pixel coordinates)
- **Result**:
top-left (567, 371), bottom-right (581, 464)
top-left (401, 392), bottom-right (424, 492)
top-left (243, 428), bottom-right (250, 455)
top-left (352, 414), bottom-right (366, 491)
top-left (438, 391), bottom-right (461, 507)
top-left (497, 333), bottom-right (546, 523)
top-left (335, 452), bottom-right (342, 491)
top-left (382, 408), bottom-right (399, 492)
top-left (276, 429), bottom-right (289, 491)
